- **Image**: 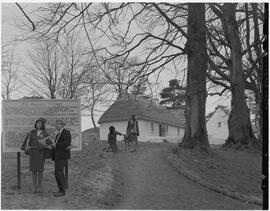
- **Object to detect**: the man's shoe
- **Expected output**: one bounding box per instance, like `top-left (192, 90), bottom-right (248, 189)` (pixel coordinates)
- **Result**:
top-left (54, 192), bottom-right (65, 197)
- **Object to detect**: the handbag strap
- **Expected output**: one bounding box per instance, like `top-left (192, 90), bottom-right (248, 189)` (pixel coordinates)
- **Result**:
top-left (25, 131), bottom-right (32, 151)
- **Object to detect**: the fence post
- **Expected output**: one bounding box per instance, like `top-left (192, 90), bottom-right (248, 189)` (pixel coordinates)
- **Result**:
top-left (17, 152), bottom-right (21, 189)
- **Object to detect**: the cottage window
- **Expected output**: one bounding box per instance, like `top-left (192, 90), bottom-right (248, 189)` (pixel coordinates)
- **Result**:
top-left (218, 122), bottom-right (221, 127)
top-left (151, 122), bottom-right (154, 132)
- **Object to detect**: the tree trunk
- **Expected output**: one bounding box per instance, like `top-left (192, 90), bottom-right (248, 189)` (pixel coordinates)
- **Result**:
top-left (223, 4), bottom-right (258, 149)
top-left (91, 104), bottom-right (97, 132)
top-left (180, 3), bottom-right (209, 152)
top-left (91, 82), bottom-right (97, 132)
top-left (252, 3), bottom-right (263, 143)
top-left (255, 92), bottom-right (262, 141)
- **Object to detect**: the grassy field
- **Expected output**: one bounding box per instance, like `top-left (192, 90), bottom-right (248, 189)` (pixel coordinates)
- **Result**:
top-left (173, 146), bottom-right (263, 200)
top-left (1, 130), bottom-right (120, 209)
top-left (1, 129), bottom-right (262, 209)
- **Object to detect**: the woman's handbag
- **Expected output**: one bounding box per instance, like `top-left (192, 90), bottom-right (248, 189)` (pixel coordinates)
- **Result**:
top-left (21, 131), bottom-right (31, 155)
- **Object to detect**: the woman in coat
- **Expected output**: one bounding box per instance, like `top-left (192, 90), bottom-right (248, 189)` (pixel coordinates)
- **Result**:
top-left (126, 114), bottom-right (139, 152)
top-left (21, 118), bottom-right (52, 193)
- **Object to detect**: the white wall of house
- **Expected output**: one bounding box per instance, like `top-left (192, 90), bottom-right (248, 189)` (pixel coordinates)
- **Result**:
top-left (206, 108), bottom-right (229, 145)
top-left (138, 119), bottom-right (159, 137)
top-left (99, 119), bottom-right (184, 143)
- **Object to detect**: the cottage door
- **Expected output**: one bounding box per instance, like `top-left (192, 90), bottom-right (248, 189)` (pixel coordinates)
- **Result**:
top-left (159, 124), bottom-right (166, 137)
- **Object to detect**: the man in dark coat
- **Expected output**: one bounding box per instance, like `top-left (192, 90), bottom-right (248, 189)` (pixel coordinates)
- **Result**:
top-left (52, 119), bottom-right (71, 197)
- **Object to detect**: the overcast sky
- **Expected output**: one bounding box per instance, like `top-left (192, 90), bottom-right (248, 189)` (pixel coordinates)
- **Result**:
top-left (1, 2), bottom-right (231, 130)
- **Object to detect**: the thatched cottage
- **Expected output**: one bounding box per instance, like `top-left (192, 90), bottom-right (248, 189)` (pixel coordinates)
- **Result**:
top-left (98, 94), bottom-right (185, 143)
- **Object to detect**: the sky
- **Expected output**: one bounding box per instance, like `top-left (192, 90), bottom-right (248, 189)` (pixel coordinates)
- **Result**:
top-left (1, 2), bottom-right (231, 131)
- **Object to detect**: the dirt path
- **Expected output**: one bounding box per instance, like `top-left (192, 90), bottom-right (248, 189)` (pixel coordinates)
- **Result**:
top-left (111, 143), bottom-right (260, 210)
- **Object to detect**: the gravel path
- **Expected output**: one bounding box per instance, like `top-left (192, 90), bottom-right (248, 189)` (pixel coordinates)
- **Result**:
top-left (112, 143), bottom-right (260, 210)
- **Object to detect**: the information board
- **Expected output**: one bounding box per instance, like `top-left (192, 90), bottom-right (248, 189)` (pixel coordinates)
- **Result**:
top-left (2, 99), bottom-right (82, 152)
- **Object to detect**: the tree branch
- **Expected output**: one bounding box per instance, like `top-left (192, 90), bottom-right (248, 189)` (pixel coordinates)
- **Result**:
top-left (152, 3), bottom-right (187, 37)
top-left (16, 3), bottom-right (36, 31)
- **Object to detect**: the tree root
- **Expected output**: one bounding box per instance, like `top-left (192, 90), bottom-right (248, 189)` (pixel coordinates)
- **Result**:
top-left (223, 138), bottom-right (262, 152)
top-left (178, 142), bottom-right (213, 155)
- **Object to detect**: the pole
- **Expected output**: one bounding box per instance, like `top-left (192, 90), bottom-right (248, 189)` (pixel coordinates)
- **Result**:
top-left (17, 152), bottom-right (21, 189)
top-left (262, 3), bottom-right (268, 210)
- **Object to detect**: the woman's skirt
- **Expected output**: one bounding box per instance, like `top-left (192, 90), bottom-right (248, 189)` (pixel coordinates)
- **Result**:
top-left (29, 149), bottom-right (45, 171)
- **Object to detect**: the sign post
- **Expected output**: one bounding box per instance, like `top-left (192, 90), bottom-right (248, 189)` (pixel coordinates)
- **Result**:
top-left (17, 152), bottom-right (21, 189)
top-left (2, 99), bottom-right (82, 189)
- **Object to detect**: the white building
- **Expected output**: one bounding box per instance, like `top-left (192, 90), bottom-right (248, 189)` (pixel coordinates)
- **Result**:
top-left (206, 105), bottom-right (230, 145)
top-left (98, 94), bottom-right (185, 143)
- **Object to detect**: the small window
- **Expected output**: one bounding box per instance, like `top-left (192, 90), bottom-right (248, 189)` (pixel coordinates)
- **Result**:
top-left (177, 128), bottom-right (180, 136)
top-left (151, 122), bottom-right (154, 132)
top-left (218, 122), bottom-right (221, 127)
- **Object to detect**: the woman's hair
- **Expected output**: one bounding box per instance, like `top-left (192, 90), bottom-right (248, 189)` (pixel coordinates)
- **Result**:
top-left (131, 114), bottom-right (136, 121)
top-left (34, 119), bottom-right (45, 130)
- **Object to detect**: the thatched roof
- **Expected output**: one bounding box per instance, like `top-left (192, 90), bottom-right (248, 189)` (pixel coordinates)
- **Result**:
top-left (98, 94), bottom-right (185, 128)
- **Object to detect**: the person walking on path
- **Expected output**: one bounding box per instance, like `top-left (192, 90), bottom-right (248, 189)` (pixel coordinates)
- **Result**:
top-left (52, 119), bottom-right (71, 197)
top-left (21, 118), bottom-right (52, 193)
top-left (126, 114), bottom-right (139, 152)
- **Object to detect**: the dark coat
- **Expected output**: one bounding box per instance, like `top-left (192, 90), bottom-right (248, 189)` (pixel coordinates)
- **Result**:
top-left (108, 131), bottom-right (122, 152)
top-left (21, 129), bottom-right (49, 151)
top-left (126, 120), bottom-right (139, 136)
top-left (108, 131), bottom-right (122, 145)
top-left (53, 128), bottom-right (71, 160)
top-left (21, 129), bottom-right (49, 171)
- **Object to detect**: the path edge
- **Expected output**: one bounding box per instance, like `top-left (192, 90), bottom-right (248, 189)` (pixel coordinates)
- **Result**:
top-left (167, 154), bottom-right (262, 206)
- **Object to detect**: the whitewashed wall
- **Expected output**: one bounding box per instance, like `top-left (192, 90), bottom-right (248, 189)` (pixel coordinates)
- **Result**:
top-left (138, 120), bottom-right (159, 136)
top-left (206, 108), bottom-right (229, 145)
top-left (100, 119), bottom-right (184, 143)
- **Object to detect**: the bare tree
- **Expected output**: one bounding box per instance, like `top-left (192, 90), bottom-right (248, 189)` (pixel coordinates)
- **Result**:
top-left (16, 3), bottom-right (262, 149)
top-left (16, 3), bottom-right (187, 87)
top-left (1, 43), bottom-right (22, 99)
top-left (58, 31), bottom-right (90, 99)
top-left (80, 64), bottom-right (111, 130)
top-left (206, 3), bottom-right (264, 137)
top-left (209, 3), bottom-right (260, 148)
top-left (27, 41), bottom-right (63, 99)
top-left (179, 3), bottom-right (209, 151)
top-left (103, 57), bottom-right (148, 97)
top-left (130, 76), bottom-right (148, 97)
